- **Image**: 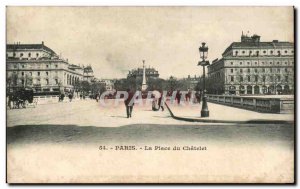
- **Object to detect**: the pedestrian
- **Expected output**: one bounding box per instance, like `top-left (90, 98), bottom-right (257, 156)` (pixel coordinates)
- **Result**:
top-left (124, 89), bottom-right (134, 118)
top-left (176, 90), bottom-right (181, 105)
top-left (158, 90), bottom-right (164, 111)
top-left (96, 93), bottom-right (100, 102)
top-left (68, 93), bottom-right (73, 102)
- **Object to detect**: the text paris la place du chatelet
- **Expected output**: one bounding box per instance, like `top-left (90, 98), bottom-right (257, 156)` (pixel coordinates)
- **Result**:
top-left (99, 146), bottom-right (207, 151)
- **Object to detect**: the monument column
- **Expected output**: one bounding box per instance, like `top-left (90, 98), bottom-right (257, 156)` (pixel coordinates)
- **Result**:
top-left (141, 60), bottom-right (148, 91)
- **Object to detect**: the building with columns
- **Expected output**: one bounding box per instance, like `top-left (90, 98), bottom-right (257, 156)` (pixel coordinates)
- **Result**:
top-left (207, 33), bottom-right (294, 95)
top-left (6, 42), bottom-right (92, 95)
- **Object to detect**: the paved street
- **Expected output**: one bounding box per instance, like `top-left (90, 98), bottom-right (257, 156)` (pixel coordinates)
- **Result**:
top-left (7, 99), bottom-right (294, 183)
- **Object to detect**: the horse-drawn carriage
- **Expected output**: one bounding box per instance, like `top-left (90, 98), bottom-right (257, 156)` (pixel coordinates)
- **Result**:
top-left (8, 88), bottom-right (37, 109)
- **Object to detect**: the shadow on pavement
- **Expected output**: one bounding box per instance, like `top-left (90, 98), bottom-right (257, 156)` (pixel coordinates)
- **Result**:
top-left (7, 123), bottom-right (294, 146)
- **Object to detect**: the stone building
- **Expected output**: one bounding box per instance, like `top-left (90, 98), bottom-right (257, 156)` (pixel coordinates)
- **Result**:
top-left (207, 34), bottom-right (294, 95)
top-left (6, 42), bottom-right (92, 95)
top-left (180, 75), bottom-right (201, 90)
top-left (99, 79), bottom-right (115, 91)
top-left (83, 65), bottom-right (95, 83)
top-left (127, 66), bottom-right (159, 80)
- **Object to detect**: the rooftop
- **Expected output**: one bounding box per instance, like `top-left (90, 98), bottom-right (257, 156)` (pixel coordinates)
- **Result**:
top-left (222, 34), bottom-right (294, 56)
top-left (7, 42), bottom-right (57, 55)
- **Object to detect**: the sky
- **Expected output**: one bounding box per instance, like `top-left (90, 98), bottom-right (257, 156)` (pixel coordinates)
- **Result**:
top-left (7, 6), bottom-right (294, 79)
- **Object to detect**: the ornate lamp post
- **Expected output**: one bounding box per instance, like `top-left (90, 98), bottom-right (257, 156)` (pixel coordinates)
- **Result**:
top-left (198, 42), bottom-right (210, 117)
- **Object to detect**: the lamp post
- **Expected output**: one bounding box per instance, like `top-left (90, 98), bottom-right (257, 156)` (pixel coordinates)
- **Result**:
top-left (198, 42), bottom-right (210, 117)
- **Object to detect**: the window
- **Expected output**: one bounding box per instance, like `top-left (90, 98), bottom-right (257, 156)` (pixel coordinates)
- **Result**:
top-left (277, 62), bottom-right (280, 65)
top-left (277, 68), bottom-right (280, 73)
top-left (270, 50), bottom-right (273, 54)
top-left (231, 76), bottom-right (234, 82)
top-left (46, 72), bottom-right (49, 76)
top-left (292, 50), bottom-right (294, 53)
top-left (22, 65), bottom-right (25, 68)
top-left (262, 68), bottom-right (265, 72)
top-left (231, 62), bottom-right (233, 65)
top-left (270, 68), bottom-right (273, 73)
top-left (254, 68), bottom-right (257, 73)
top-left (235, 51), bottom-right (238, 56)
top-left (247, 68), bottom-right (250, 73)
top-left (285, 68), bottom-right (288, 72)
top-left (231, 69), bottom-right (233, 73)
top-left (263, 76), bottom-right (266, 82)
top-left (285, 62), bottom-right (287, 65)
top-left (270, 76), bottom-right (273, 81)
top-left (240, 69), bottom-right (243, 73)
top-left (28, 53), bottom-right (31, 57)
top-left (21, 72), bottom-right (24, 76)
top-left (270, 62), bottom-right (272, 65)
top-left (285, 50), bottom-right (288, 53)
top-left (240, 76), bottom-right (243, 82)
top-left (38, 72), bottom-right (40, 76)
top-left (21, 79), bottom-right (24, 85)
top-left (13, 65), bottom-right (17, 68)
top-left (242, 51), bottom-right (245, 54)
top-left (13, 52), bottom-right (16, 57)
top-left (36, 53), bottom-right (39, 57)
top-left (247, 62), bottom-right (250, 65)
top-left (55, 65), bottom-right (58, 68)
top-left (240, 62), bottom-right (242, 65)
top-left (46, 79), bottom-right (49, 85)
top-left (248, 76), bottom-right (251, 82)
top-left (20, 53), bottom-right (23, 57)
top-left (285, 76), bottom-right (288, 82)
top-left (277, 51), bottom-right (281, 55)
top-left (263, 50), bottom-right (266, 54)
top-left (255, 75), bottom-right (258, 82)
top-left (46, 65), bottom-right (49, 68)
top-left (256, 51), bottom-right (259, 56)
top-left (55, 79), bottom-right (58, 84)
top-left (29, 72), bottom-right (32, 76)
top-left (255, 62), bottom-right (257, 65)
top-left (277, 76), bottom-right (281, 81)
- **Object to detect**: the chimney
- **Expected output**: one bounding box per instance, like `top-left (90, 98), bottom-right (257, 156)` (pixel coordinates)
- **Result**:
top-left (42, 41), bottom-right (44, 45)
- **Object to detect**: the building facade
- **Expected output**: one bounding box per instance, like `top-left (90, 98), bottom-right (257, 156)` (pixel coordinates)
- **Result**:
top-left (180, 75), bottom-right (202, 90)
top-left (127, 67), bottom-right (159, 80)
top-left (207, 34), bottom-right (294, 95)
top-left (6, 42), bottom-right (92, 95)
top-left (83, 65), bottom-right (95, 83)
top-left (99, 79), bottom-right (115, 91)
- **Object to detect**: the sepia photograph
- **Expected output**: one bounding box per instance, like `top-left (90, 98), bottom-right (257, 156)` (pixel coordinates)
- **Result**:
top-left (6, 6), bottom-right (295, 183)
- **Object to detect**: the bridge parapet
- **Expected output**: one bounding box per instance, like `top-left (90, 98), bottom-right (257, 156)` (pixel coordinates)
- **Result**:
top-left (206, 94), bottom-right (294, 114)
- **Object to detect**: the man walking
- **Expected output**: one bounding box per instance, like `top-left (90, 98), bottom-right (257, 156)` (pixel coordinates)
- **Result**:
top-left (124, 89), bottom-right (134, 118)
top-left (158, 90), bottom-right (164, 111)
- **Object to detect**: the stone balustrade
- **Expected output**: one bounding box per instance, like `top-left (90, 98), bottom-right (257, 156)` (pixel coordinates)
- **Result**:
top-left (206, 94), bottom-right (294, 114)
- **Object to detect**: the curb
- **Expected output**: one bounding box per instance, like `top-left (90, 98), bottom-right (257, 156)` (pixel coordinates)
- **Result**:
top-left (164, 102), bottom-right (294, 125)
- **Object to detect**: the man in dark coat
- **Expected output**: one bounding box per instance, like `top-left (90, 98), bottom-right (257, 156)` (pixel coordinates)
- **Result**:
top-left (124, 89), bottom-right (135, 118)
top-left (158, 90), bottom-right (164, 111)
top-left (175, 90), bottom-right (181, 104)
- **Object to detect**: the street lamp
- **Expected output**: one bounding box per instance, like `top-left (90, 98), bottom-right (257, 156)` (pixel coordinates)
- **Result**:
top-left (198, 42), bottom-right (210, 117)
